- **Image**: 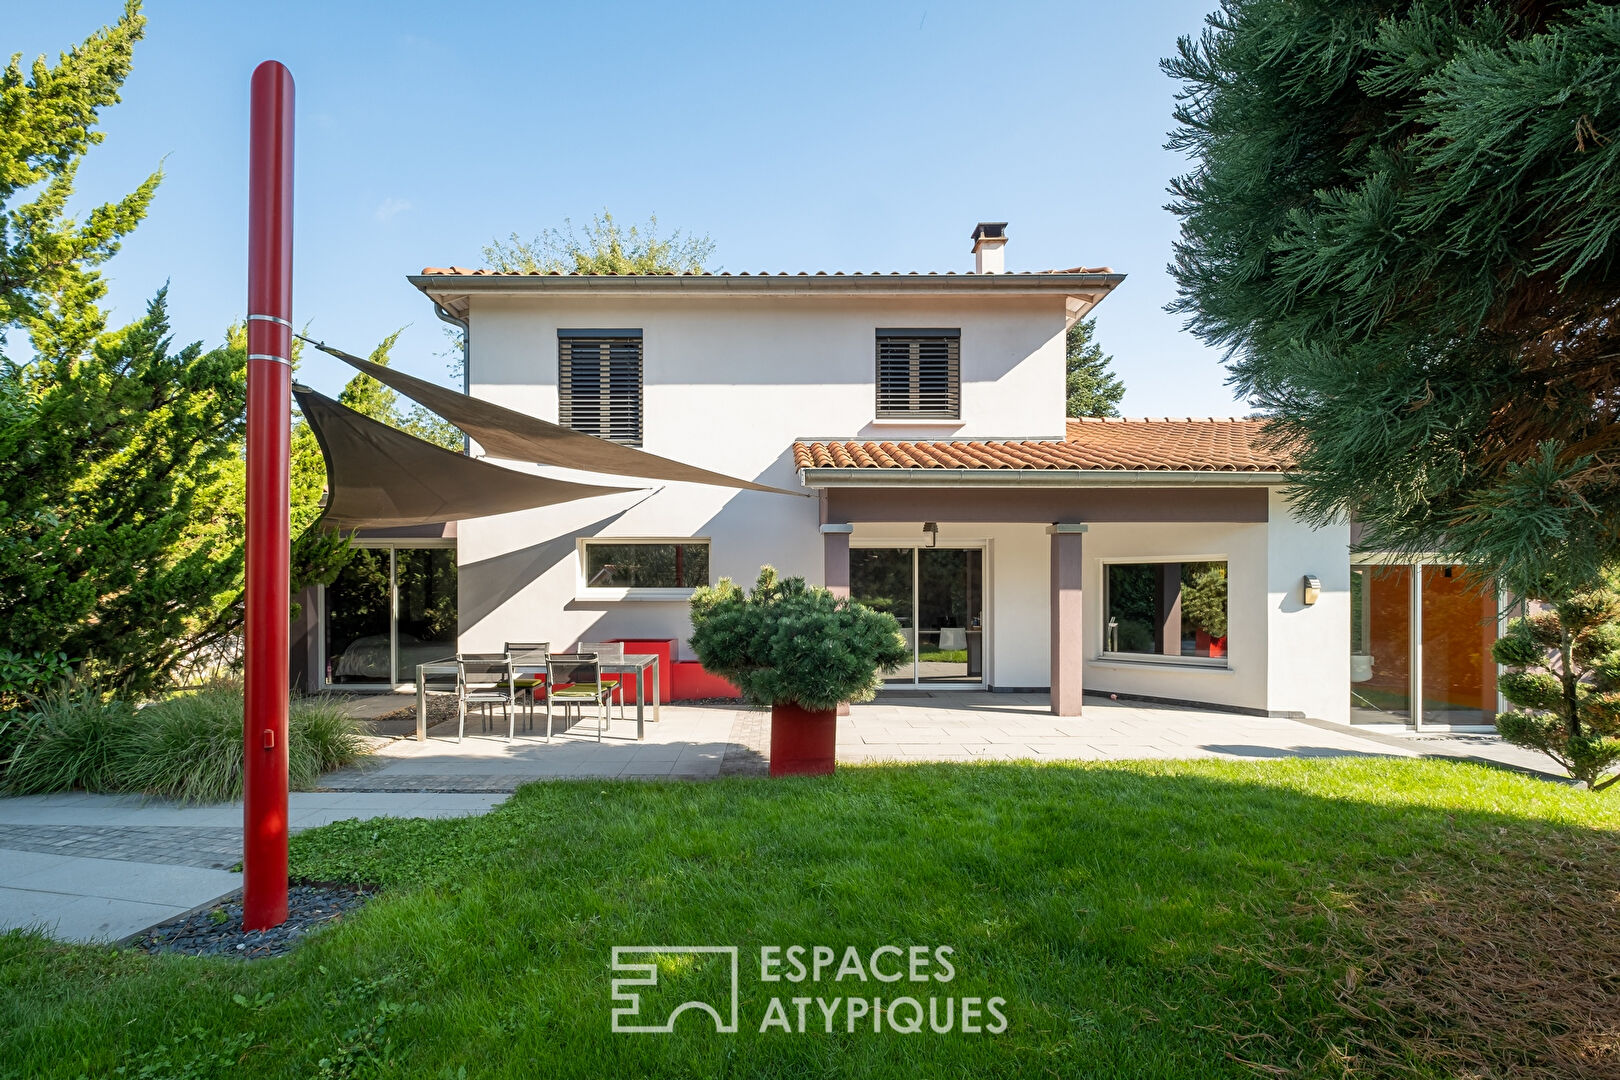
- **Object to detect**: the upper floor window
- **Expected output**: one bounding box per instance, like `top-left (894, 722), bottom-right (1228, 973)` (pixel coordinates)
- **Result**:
top-left (559, 329), bottom-right (643, 445)
top-left (875, 329), bottom-right (960, 419)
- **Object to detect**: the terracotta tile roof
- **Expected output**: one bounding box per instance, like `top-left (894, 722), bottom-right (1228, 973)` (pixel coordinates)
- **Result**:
top-left (794, 418), bottom-right (1286, 473)
top-left (417, 266), bottom-right (1114, 277)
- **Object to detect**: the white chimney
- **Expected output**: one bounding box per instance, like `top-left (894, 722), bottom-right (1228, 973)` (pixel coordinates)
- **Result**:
top-left (971, 221), bottom-right (1008, 273)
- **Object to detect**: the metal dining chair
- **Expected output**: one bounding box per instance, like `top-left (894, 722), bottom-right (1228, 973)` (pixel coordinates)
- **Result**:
top-left (544, 653), bottom-right (614, 743)
top-left (503, 641), bottom-right (549, 732)
top-left (457, 653), bottom-right (517, 743)
top-left (578, 641), bottom-right (628, 727)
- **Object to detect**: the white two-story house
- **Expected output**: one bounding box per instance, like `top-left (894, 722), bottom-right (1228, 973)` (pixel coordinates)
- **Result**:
top-left (299, 223), bottom-right (1500, 730)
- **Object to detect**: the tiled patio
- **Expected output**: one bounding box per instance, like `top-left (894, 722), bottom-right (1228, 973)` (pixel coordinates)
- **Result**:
top-left (841, 691), bottom-right (1414, 762)
top-left (322, 690), bottom-right (1561, 790)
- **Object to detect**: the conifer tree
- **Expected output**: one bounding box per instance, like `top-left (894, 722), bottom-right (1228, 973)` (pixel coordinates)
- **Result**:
top-left (1165, 0), bottom-right (1620, 601)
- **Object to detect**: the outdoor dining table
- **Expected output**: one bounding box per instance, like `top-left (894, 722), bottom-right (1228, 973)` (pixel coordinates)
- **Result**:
top-left (414, 649), bottom-right (661, 741)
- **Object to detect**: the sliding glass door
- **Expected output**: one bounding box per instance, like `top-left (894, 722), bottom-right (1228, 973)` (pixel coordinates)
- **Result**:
top-left (324, 549), bottom-right (393, 686)
top-left (322, 545), bottom-right (458, 688)
top-left (1350, 561), bottom-right (1497, 728)
top-left (1349, 564), bottom-right (1413, 723)
top-left (851, 545), bottom-right (985, 687)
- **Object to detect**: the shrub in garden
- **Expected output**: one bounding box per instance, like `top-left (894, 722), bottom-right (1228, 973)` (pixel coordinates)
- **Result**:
top-left (1494, 582), bottom-right (1620, 790)
top-left (117, 684), bottom-right (369, 803)
top-left (689, 566), bottom-right (909, 711)
top-left (0, 682), bottom-right (135, 795)
top-left (1, 682), bottom-right (369, 802)
top-left (0, 650), bottom-right (77, 713)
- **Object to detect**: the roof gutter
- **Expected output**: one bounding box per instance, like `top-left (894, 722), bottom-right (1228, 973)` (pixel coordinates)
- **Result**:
top-left (799, 467), bottom-right (1289, 489)
top-left (410, 270), bottom-right (1124, 299)
top-left (432, 301), bottom-right (471, 454)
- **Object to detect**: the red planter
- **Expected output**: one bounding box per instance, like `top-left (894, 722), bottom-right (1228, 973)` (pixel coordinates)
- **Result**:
top-left (1195, 629), bottom-right (1228, 658)
top-left (769, 702), bottom-right (838, 776)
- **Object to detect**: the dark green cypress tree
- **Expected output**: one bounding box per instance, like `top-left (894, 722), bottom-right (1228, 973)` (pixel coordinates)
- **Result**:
top-left (1065, 318), bottom-right (1126, 418)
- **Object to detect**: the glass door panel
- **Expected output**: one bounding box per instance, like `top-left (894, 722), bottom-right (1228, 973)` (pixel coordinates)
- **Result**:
top-left (395, 549), bottom-right (459, 680)
top-left (1350, 564), bottom-right (1412, 722)
top-left (1420, 565), bottom-right (1497, 726)
top-left (917, 548), bottom-right (983, 684)
top-left (324, 548), bottom-right (392, 685)
top-left (851, 548), bottom-right (916, 684)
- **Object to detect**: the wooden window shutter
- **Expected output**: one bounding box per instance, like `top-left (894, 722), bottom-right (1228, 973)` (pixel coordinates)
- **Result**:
top-left (875, 329), bottom-right (961, 419)
top-left (558, 330), bottom-right (643, 446)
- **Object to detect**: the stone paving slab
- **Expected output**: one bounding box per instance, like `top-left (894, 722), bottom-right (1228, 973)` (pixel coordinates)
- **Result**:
top-left (0, 888), bottom-right (187, 943)
top-left (0, 790), bottom-right (511, 944)
top-left (0, 852), bottom-right (241, 943)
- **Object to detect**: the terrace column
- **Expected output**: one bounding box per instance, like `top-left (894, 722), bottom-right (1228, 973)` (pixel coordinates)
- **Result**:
top-left (820, 523), bottom-right (853, 599)
top-left (822, 524), bottom-right (854, 716)
top-left (1048, 524), bottom-right (1087, 716)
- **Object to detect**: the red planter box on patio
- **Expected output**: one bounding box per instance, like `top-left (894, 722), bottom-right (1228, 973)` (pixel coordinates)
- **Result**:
top-left (608, 638), bottom-right (674, 704)
top-left (671, 660), bottom-right (742, 701)
top-left (1195, 630), bottom-right (1228, 658)
top-left (769, 702), bottom-right (837, 776)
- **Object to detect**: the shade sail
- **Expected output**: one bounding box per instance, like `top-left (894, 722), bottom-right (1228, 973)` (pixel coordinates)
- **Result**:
top-left (294, 385), bottom-right (640, 529)
top-left (303, 338), bottom-right (807, 497)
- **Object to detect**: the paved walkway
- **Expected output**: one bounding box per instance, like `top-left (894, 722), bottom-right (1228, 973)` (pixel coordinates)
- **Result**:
top-left (0, 791), bottom-right (502, 943)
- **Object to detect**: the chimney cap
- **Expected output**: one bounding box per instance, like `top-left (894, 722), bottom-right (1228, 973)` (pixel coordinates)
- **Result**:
top-left (971, 222), bottom-right (1008, 242)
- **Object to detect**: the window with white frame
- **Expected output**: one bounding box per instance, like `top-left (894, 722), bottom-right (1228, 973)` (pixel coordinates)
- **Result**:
top-left (1104, 560), bottom-right (1229, 660)
top-left (559, 329), bottom-right (643, 445)
top-left (580, 539), bottom-right (710, 593)
top-left (875, 328), bottom-right (960, 418)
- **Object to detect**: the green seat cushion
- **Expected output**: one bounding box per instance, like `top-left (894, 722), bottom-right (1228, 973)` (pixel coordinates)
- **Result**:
top-left (551, 683), bottom-right (609, 699)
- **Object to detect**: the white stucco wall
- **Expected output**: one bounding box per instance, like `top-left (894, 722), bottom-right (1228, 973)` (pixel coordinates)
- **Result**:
top-left (457, 291), bottom-right (1069, 659)
top-left (449, 290), bottom-right (1353, 717)
top-left (1078, 521), bottom-right (1272, 713)
top-left (1264, 489), bottom-right (1351, 724)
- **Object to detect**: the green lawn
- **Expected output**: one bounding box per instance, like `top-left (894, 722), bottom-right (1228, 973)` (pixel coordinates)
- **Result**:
top-left (3, 759), bottom-right (1618, 1078)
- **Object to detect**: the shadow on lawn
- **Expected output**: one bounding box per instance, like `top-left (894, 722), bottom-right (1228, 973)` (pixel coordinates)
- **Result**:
top-left (946, 761), bottom-right (1620, 1080)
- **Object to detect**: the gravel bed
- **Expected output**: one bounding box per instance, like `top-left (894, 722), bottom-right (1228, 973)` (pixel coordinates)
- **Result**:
top-left (133, 882), bottom-right (375, 959)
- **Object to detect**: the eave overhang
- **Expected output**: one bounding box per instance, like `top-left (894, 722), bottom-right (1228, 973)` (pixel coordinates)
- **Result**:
top-left (411, 270), bottom-right (1126, 321)
top-left (799, 467), bottom-right (1289, 489)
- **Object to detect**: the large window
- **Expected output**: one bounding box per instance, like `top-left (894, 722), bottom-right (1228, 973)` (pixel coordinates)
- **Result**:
top-left (581, 540), bottom-right (709, 592)
top-left (875, 328), bottom-right (960, 418)
top-left (323, 545), bottom-right (457, 686)
top-left (559, 329), bottom-right (643, 445)
top-left (1104, 560), bottom-right (1229, 660)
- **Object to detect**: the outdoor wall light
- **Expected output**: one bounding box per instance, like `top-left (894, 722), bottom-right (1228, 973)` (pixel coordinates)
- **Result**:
top-left (922, 522), bottom-right (940, 548)
top-left (1302, 574), bottom-right (1321, 606)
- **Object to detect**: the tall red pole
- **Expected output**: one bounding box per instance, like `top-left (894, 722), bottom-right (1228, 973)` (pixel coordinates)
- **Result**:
top-left (244, 60), bottom-right (294, 931)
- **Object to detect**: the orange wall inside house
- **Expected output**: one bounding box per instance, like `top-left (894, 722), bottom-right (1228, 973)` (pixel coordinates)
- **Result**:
top-left (1420, 566), bottom-right (1498, 715)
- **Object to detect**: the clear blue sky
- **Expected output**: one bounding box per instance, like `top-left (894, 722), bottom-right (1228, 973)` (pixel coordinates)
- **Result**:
top-left (11, 0), bottom-right (1243, 416)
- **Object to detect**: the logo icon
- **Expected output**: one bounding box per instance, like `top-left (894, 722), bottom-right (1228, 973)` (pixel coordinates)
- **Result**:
top-left (610, 946), bottom-right (740, 1034)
